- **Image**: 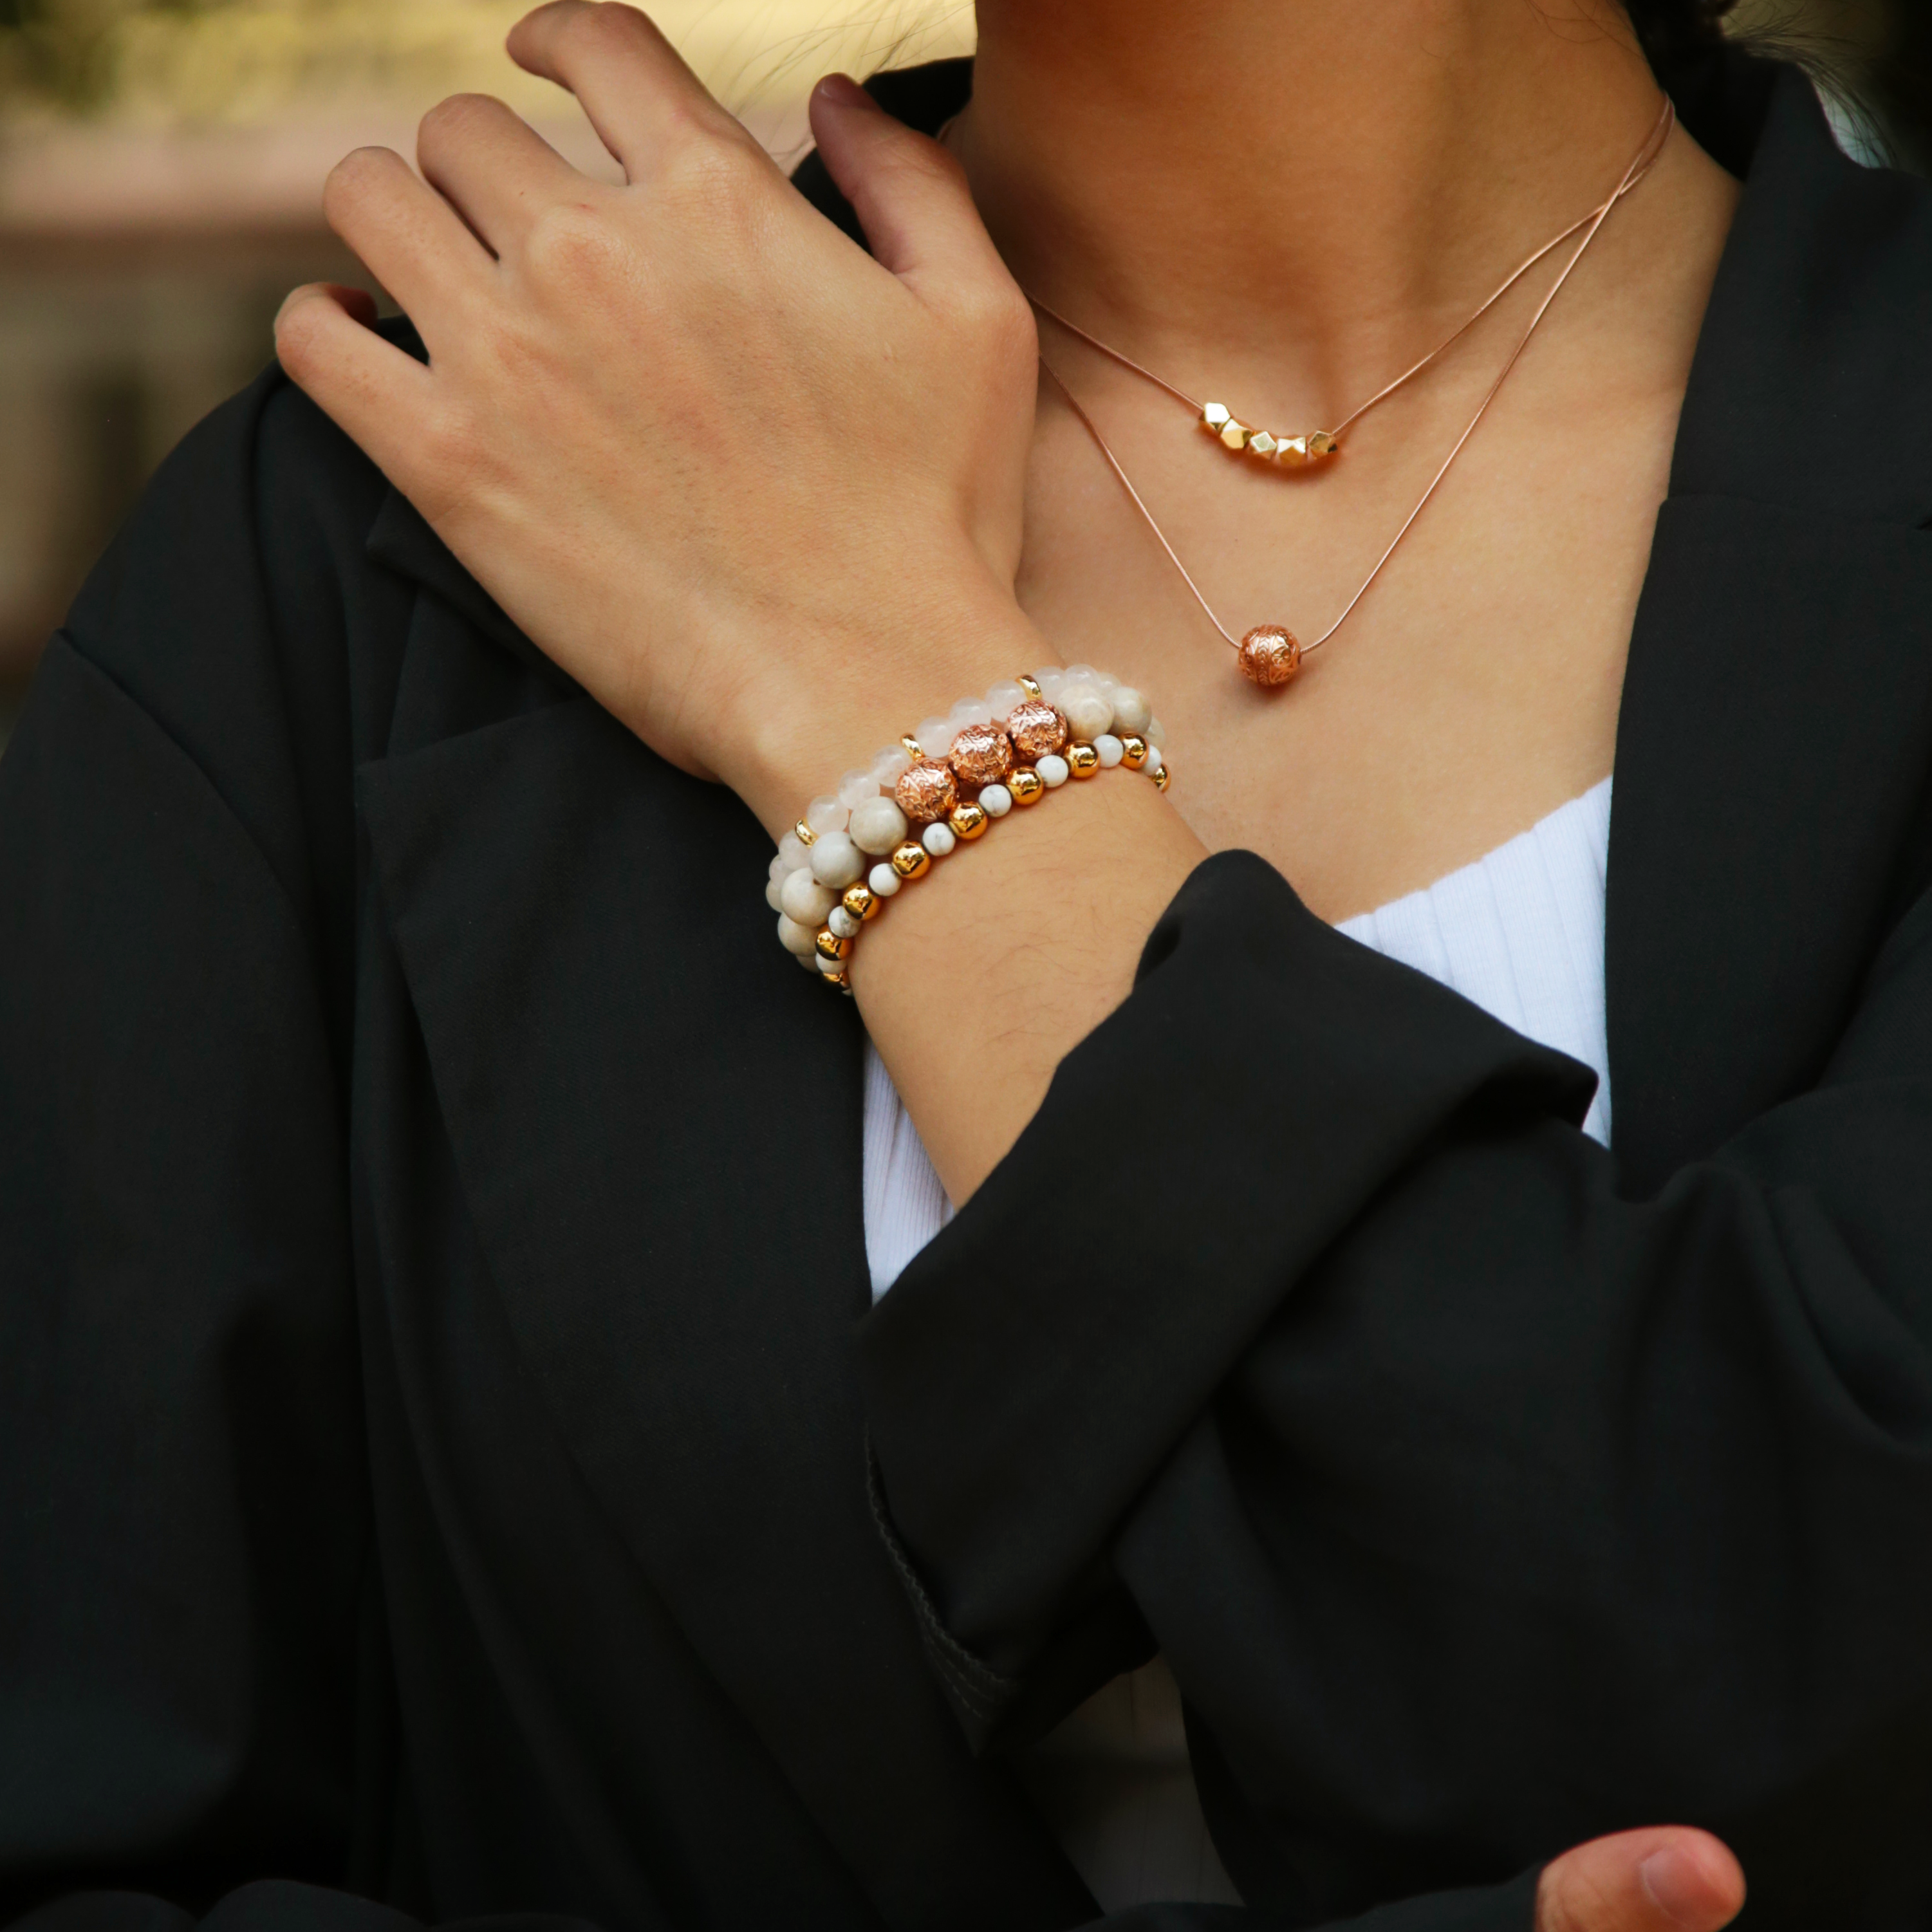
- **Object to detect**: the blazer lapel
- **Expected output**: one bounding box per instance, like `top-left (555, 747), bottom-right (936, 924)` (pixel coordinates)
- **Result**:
top-left (1606, 69), bottom-right (1932, 1194)
top-left (355, 559), bottom-right (1090, 1932)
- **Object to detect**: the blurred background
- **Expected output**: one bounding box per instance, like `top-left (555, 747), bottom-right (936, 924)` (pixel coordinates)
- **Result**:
top-left (0, 0), bottom-right (1924, 745)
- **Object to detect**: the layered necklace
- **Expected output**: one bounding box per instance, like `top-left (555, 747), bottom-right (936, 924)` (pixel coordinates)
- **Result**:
top-left (1031, 97), bottom-right (1675, 689)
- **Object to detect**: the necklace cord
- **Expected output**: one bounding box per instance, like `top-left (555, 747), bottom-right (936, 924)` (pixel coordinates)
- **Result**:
top-left (1036, 97), bottom-right (1676, 659)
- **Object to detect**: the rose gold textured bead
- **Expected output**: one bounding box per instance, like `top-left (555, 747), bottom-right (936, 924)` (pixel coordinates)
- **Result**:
top-left (947, 721), bottom-right (1014, 788)
top-left (1007, 699), bottom-right (1069, 759)
top-left (889, 841), bottom-right (931, 880)
top-left (894, 758), bottom-right (958, 823)
top-left (1066, 743), bottom-right (1101, 779)
top-left (843, 884), bottom-right (878, 922)
top-left (1119, 734), bottom-right (1148, 769)
top-left (814, 928), bottom-right (851, 962)
top-left (949, 801), bottom-right (989, 841)
top-left (1007, 768), bottom-right (1045, 806)
top-left (1238, 625), bottom-right (1303, 688)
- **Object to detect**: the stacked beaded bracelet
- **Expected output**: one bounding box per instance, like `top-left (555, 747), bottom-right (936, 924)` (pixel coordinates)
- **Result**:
top-left (766, 665), bottom-right (1169, 990)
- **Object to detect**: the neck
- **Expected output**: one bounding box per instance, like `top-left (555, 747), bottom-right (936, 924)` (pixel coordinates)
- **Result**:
top-left (952, 0), bottom-right (1672, 404)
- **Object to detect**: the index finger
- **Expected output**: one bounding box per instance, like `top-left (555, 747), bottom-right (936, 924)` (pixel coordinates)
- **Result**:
top-left (506, 2), bottom-right (748, 181)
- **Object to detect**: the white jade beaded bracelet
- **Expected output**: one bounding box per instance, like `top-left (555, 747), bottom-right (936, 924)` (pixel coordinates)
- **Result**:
top-left (766, 666), bottom-right (1168, 991)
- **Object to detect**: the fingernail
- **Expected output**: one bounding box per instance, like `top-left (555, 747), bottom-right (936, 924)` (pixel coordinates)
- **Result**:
top-left (815, 72), bottom-right (871, 110)
top-left (1639, 1846), bottom-right (1713, 1927)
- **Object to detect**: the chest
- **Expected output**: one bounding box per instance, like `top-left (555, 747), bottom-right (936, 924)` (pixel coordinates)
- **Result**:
top-left (1012, 339), bottom-right (1682, 922)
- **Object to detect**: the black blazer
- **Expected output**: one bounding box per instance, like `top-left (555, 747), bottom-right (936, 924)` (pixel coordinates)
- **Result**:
top-left (3, 50), bottom-right (1929, 1932)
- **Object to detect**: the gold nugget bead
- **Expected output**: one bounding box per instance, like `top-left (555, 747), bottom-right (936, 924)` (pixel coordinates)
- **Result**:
top-left (1007, 698), bottom-right (1070, 759)
top-left (1007, 766), bottom-right (1045, 806)
top-left (1276, 435), bottom-right (1309, 468)
top-left (1151, 763), bottom-right (1171, 792)
top-left (1309, 431), bottom-right (1339, 459)
top-left (794, 818), bottom-right (819, 847)
top-left (814, 928), bottom-right (852, 962)
top-left (1202, 402), bottom-right (1231, 433)
top-left (843, 883), bottom-right (878, 922)
top-left (889, 841), bottom-right (931, 880)
top-left (1119, 734), bottom-right (1148, 769)
top-left (894, 757), bottom-right (958, 823)
top-left (1247, 430), bottom-right (1279, 459)
top-left (1220, 419), bottom-right (1251, 451)
top-left (949, 801), bottom-right (990, 841)
top-left (1066, 743), bottom-right (1101, 779)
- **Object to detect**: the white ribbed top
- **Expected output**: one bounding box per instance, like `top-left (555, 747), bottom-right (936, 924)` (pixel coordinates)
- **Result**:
top-left (860, 778), bottom-right (1613, 1912)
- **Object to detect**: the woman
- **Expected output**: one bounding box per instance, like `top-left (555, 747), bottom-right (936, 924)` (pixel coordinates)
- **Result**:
top-left (3, 0), bottom-right (1928, 1926)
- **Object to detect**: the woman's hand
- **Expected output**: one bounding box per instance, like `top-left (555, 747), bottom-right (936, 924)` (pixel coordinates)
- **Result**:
top-left (1537, 1826), bottom-right (1745, 1931)
top-left (275, 0), bottom-right (1040, 825)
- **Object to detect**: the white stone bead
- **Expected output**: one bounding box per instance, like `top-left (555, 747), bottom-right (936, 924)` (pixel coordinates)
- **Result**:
top-left (985, 680), bottom-right (1027, 721)
top-left (797, 950), bottom-right (821, 971)
top-left (1037, 753), bottom-right (1070, 788)
top-left (922, 821), bottom-right (957, 857)
top-left (870, 745), bottom-right (912, 787)
top-left (806, 794), bottom-right (848, 836)
top-left (1144, 745), bottom-right (1164, 777)
top-left (828, 906), bottom-right (862, 940)
top-left (1146, 715), bottom-right (1166, 747)
top-left (949, 696), bottom-right (994, 729)
top-left (1064, 662), bottom-right (1097, 684)
top-left (776, 914), bottom-right (818, 957)
top-left (1062, 687), bottom-right (1114, 743)
top-left (837, 768), bottom-right (879, 811)
top-left (780, 869), bottom-right (836, 925)
top-left (765, 877), bottom-right (787, 913)
top-left (1033, 666), bottom-right (1066, 702)
top-left (1094, 734), bottom-right (1124, 768)
top-left (915, 716), bottom-right (955, 759)
top-left (848, 795), bottom-right (909, 856)
top-left (1110, 685), bottom-right (1152, 734)
top-left (778, 831), bottom-right (810, 871)
top-left (868, 862), bottom-right (902, 898)
top-left (1096, 670), bottom-right (1121, 697)
top-left (768, 850), bottom-right (793, 882)
top-left (817, 953), bottom-right (846, 976)
top-left (808, 831), bottom-right (865, 889)
top-left (979, 783), bottom-right (1013, 817)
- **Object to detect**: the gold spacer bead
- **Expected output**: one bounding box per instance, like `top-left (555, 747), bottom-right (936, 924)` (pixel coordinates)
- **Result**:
top-left (1308, 430), bottom-right (1339, 460)
top-left (1276, 435), bottom-right (1309, 468)
top-left (889, 841), bottom-right (931, 880)
top-left (794, 819), bottom-right (819, 847)
top-left (1202, 402), bottom-right (1231, 432)
top-left (949, 801), bottom-right (989, 841)
top-left (1017, 675), bottom-right (1043, 700)
top-left (1247, 429), bottom-right (1279, 459)
top-left (843, 883), bottom-right (878, 922)
top-left (814, 927), bottom-right (852, 962)
top-left (821, 967), bottom-right (849, 990)
top-left (1220, 420), bottom-right (1250, 451)
top-left (1151, 763), bottom-right (1171, 792)
top-left (901, 734), bottom-right (925, 761)
top-left (1007, 767), bottom-right (1045, 806)
top-left (1066, 742), bottom-right (1101, 779)
top-left (1119, 734), bottom-right (1148, 769)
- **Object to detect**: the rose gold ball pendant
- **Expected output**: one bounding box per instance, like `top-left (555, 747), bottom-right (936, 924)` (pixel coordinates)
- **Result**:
top-left (1238, 626), bottom-right (1303, 688)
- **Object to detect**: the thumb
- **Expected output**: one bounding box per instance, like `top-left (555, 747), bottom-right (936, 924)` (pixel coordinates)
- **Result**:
top-left (1537, 1827), bottom-right (1745, 1932)
top-left (806, 73), bottom-right (1007, 292)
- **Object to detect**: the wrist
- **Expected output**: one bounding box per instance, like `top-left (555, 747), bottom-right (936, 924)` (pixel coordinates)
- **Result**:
top-left (725, 565), bottom-right (1045, 841)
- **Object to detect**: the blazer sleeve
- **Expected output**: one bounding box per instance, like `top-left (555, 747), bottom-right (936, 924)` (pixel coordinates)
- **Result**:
top-left (857, 849), bottom-right (1932, 1918)
top-left (0, 372), bottom-right (377, 1926)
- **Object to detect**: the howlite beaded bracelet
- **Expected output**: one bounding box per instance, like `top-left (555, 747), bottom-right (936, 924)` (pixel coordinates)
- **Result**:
top-left (766, 666), bottom-right (1169, 990)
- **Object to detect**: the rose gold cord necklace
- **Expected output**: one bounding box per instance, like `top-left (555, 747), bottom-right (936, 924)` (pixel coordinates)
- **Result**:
top-left (1037, 98), bottom-right (1675, 688)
